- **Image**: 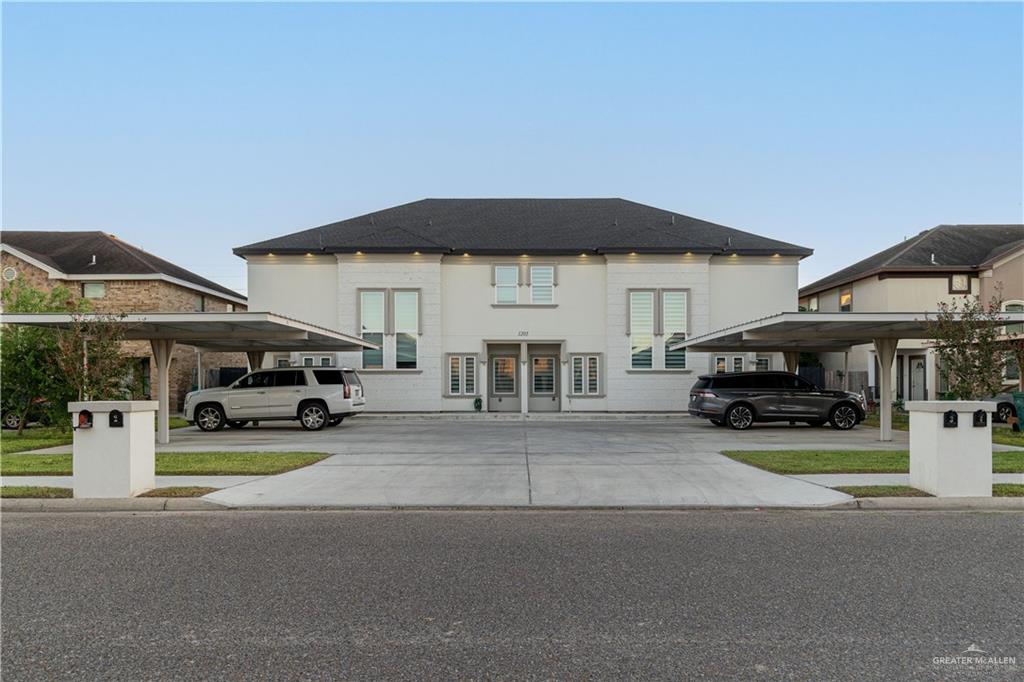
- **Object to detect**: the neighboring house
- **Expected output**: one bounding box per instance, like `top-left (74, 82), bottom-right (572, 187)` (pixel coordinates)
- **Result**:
top-left (798, 224), bottom-right (1024, 401)
top-left (0, 231), bottom-right (249, 411)
top-left (235, 199), bottom-right (811, 412)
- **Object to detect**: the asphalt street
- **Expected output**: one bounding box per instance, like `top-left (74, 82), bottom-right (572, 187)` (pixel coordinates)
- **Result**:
top-left (2, 511), bottom-right (1022, 680)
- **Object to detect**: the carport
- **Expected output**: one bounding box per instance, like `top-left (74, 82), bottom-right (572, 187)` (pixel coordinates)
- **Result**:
top-left (0, 312), bottom-right (377, 443)
top-left (673, 311), bottom-right (1024, 441)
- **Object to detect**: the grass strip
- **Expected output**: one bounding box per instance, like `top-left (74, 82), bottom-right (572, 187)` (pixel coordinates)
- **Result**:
top-left (138, 486), bottom-right (219, 498)
top-left (722, 449), bottom-right (1024, 474)
top-left (832, 485), bottom-right (931, 498)
top-left (0, 486), bottom-right (72, 498)
top-left (0, 451), bottom-right (329, 476)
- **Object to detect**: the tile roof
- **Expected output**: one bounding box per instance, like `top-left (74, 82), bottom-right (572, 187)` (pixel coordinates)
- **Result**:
top-left (1, 230), bottom-right (245, 301)
top-left (800, 224), bottom-right (1024, 297)
top-left (233, 199), bottom-right (812, 257)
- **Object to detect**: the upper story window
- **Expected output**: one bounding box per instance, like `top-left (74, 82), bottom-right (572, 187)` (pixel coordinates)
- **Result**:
top-left (194, 294), bottom-right (205, 312)
top-left (949, 274), bottom-right (971, 294)
top-left (530, 265), bottom-right (554, 304)
top-left (394, 290), bottom-right (419, 369)
top-left (663, 290), bottom-right (687, 370)
top-left (494, 265), bottom-right (519, 304)
top-left (82, 282), bottom-right (105, 299)
top-left (1004, 301), bottom-right (1024, 336)
top-left (839, 288), bottom-right (853, 312)
top-left (629, 291), bottom-right (655, 369)
top-left (360, 290), bottom-right (386, 369)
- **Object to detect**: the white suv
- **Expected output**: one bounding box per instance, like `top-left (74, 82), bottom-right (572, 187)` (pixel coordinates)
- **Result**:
top-left (184, 367), bottom-right (365, 432)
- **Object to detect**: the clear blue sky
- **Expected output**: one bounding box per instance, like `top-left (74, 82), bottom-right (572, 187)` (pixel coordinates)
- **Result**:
top-left (4, 2), bottom-right (1022, 294)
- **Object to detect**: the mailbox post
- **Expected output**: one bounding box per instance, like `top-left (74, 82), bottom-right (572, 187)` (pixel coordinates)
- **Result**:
top-left (68, 400), bottom-right (158, 498)
top-left (906, 401), bottom-right (996, 497)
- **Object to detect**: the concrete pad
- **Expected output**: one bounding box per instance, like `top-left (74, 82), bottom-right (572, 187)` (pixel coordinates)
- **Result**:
top-left (203, 457), bottom-right (530, 507)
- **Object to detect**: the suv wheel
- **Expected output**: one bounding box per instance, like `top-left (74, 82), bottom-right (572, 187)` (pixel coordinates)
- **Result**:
top-left (725, 404), bottom-right (754, 430)
top-left (3, 412), bottom-right (22, 430)
top-left (196, 404), bottom-right (226, 431)
top-left (299, 402), bottom-right (328, 431)
top-left (829, 404), bottom-right (858, 430)
top-left (997, 402), bottom-right (1016, 423)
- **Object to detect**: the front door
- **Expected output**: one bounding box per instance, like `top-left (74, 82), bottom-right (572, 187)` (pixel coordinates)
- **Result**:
top-left (910, 355), bottom-right (927, 401)
top-left (488, 355), bottom-right (520, 412)
top-left (528, 355), bottom-right (560, 412)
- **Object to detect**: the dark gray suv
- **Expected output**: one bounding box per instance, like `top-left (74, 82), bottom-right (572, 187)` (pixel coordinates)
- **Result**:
top-left (689, 371), bottom-right (866, 430)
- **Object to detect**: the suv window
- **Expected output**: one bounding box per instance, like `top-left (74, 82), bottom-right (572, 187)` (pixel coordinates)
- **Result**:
top-left (749, 374), bottom-right (780, 390)
top-left (234, 372), bottom-right (273, 389)
top-left (777, 374), bottom-right (816, 391)
top-left (693, 378), bottom-right (711, 390)
top-left (342, 370), bottom-right (362, 388)
top-left (313, 370), bottom-right (344, 385)
top-left (273, 370), bottom-right (306, 387)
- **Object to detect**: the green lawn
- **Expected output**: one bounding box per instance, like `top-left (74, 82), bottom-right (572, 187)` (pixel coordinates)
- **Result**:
top-left (0, 486), bottom-right (72, 498)
top-left (833, 485), bottom-right (931, 498)
top-left (1, 416), bottom-right (190, 455)
top-left (0, 451), bottom-right (328, 476)
top-left (993, 484), bottom-right (1024, 497)
top-left (138, 486), bottom-right (219, 497)
top-left (722, 449), bottom-right (1024, 474)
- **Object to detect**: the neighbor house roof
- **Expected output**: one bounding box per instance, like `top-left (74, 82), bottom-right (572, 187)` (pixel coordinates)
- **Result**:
top-left (0, 231), bottom-right (246, 303)
top-left (799, 224), bottom-right (1024, 298)
top-left (233, 199), bottom-right (813, 257)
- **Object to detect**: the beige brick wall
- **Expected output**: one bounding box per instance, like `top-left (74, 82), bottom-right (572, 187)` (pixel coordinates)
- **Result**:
top-left (1, 252), bottom-right (248, 411)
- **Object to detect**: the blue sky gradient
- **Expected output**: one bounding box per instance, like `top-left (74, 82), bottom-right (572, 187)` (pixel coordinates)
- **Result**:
top-left (3, 2), bottom-right (1022, 293)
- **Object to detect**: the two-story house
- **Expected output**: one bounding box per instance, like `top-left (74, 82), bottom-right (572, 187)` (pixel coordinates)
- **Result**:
top-left (0, 231), bottom-right (249, 410)
top-left (798, 224), bottom-right (1024, 402)
top-left (235, 199), bottom-right (811, 412)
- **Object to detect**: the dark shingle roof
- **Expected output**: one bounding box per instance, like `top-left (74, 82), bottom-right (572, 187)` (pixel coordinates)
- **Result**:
top-left (233, 199), bottom-right (812, 257)
top-left (800, 224), bottom-right (1024, 297)
top-left (1, 231), bottom-right (245, 301)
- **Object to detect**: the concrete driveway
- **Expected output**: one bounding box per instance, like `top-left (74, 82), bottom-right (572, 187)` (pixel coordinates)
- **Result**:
top-left (184, 416), bottom-right (903, 508)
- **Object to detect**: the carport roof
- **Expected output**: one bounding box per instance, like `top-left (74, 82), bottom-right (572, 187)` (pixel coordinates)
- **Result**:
top-left (673, 311), bottom-right (1024, 353)
top-left (0, 312), bottom-right (378, 352)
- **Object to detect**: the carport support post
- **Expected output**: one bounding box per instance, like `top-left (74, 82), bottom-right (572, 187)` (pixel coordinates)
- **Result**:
top-left (246, 351), bottom-right (266, 372)
top-left (150, 339), bottom-right (176, 445)
top-left (873, 337), bottom-right (898, 442)
top-left (784, 351), bottom-right (800, 374)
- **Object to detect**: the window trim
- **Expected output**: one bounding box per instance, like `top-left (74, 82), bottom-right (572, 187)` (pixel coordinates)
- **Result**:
top-left (1003, 300), bottom-right (1024, 337)
top-left (489, 355), bottom-right (518, 397)
top-left (357, 288), bottom-right (387, 370)
top-left (445, 353), bottom-right (480, 397)
top-left (529, 264), bottom-right (556, 305)
top-left (569, 353), bottom-right (604, 397)
top-left (662, 289), bottom-right (688, 371)
top-left (627, 287), bottom-right (690, 371)
top-left (948, 273), bottom-right (972, 294)
top-left (82, 281), bottom-right (106, 299)
top-left (492, 264), bottom-right (520, 305)
top-left (392, 289), bottom-right (421, 370)
top-left (529, 355), bottom-right (557, 396)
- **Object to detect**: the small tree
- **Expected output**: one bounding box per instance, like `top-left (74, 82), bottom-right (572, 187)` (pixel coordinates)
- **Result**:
top-left (53, 312), bottom-right (140, 403)
top-left (0, 282), bottom-right (80, 433)
top-left (929, 296), bottom-right (1006, 400)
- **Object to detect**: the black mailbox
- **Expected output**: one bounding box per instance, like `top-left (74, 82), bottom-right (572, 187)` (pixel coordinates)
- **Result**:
top-left (943, 410), bottom-right (959, 428)
top-left (109, 410), bottom-right (124, 428)
top-left (973, 410), bottom-right (988, 428)
top-left (76, 409), bottom-right (93, 429)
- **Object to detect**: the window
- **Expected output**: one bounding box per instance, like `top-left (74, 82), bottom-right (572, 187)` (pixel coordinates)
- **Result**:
top-left (394, 290), bottom-right (419, 369)
top-left (571, 355), bottom-right (601, 396)
top-left (492, 357), bottom-right (516, 394)
top-left (732, 357), bottom-right (745, 373)
top-left (360, 291), bottom-right (385, 369)
top-left (226, 303), bottom-right (234, 312)
top-left (715, 356), bottom-right (727, 373)
top-left (1004, 302), bottom-right (1024, 336)
top-left (756, 357), bottom-right (771, 372)
top-left (532, 357), bottom-right (555, 394)
top-left (1005, 354), bottom-right (1020, 382)
top-left (663, 291), bottom-right (687, 370)
top-left (194, 295), bottom-right (205, 312)
top-left (494, 266), bottom-right (519, 304)
top-left (82, 282), bottom-right (105, 299)
top-left (448, 355), bottom-right (477, 395)
top-left (807, 295), bottom-right (819, 312)
top-left (530, 265), bottom-right (554, 304)
top-left (276, 357), bottom-right (290, 368)
top-left (234, 372), bottom-right (273, 389)
top-left (302, 357), bottom-right (314, 367)
top-left (2, 267), bottom-right (17, 282)
top-left (273, 370), bottom-right (306, 387)
top-left (320, 356), bottom-right (332, 367)
top-left (839, 288), bottom-right (853, 312)
top-left (313, 370), bottom-right (344, 385)
top-left (949, 274), bottom-right (971, 294)
top-left (629, 291), bottom-right (654, 369)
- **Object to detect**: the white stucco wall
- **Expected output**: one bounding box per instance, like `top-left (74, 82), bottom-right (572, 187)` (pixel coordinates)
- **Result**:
top-left (246, 255), bottom-right (339, 329)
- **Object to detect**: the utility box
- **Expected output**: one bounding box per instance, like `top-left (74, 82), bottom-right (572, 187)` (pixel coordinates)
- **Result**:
top-left (68, 401), bottom-right (158, 498)
top-left (906, 401), bottom-right (996, 497)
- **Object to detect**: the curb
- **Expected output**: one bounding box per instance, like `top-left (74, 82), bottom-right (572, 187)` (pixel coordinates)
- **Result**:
top-left (1, 498), bottom-right (1021, 512)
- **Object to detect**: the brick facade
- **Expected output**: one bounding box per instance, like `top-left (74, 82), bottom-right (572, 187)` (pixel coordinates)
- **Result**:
top-left (1, 251), bottom-right (248, 411)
